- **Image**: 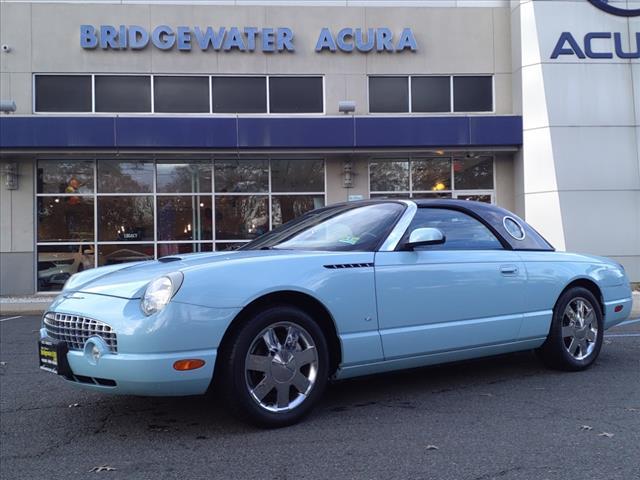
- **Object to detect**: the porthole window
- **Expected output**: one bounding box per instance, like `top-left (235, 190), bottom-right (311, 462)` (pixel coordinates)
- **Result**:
top-left (503, 216), bottom-right (525, 241)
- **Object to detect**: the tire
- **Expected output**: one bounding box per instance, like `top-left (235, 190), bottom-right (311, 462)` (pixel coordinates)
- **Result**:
top-left (219, 305), bottom-right (329, 428)
top-left (536, 287), bottom-right (603, 371)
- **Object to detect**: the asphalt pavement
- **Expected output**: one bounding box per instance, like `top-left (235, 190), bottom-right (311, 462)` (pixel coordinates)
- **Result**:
top-left (1, 315), bottom-right (639, 480)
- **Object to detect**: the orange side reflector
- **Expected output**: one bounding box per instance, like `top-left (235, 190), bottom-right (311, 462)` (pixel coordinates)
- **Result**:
top-left (173, 359), bottom-right (206, 371)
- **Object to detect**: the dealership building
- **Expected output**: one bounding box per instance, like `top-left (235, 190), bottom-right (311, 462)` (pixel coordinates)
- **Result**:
top-left (0, 0), bottom-right (638, 295)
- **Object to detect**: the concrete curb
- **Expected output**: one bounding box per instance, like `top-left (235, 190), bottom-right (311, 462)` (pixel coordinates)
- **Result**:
top-left (0, 297), bottom-right (54, 316)
top-left (2, 291), bottom-right (639, 318)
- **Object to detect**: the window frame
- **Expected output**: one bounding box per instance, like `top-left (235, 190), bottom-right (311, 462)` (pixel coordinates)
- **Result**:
top-left (34, 157), bottom-right (327, 292)
top-left (33, 73), bottom-right (325, 116)
top-left (33, 74), bottom-right (93, 113)
top-left (367, 155), bottom-right (496, 204)
top-left (367, 74), bottom-right (495, 115)
top-left (396, 206), bottom-right (505, 252)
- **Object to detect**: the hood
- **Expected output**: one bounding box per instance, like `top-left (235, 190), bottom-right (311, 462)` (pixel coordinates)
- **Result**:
top-left (65, 250), bottom-right (320, 299)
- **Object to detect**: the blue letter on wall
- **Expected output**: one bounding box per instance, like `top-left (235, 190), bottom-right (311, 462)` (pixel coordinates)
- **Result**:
top-left (315, 28), bottom-right (337, 52)
top-left (80, 25), bottom-right (98, 49)
top-left (396, 28), bottom-right (417, 51)
top-left (584, 32), bottom-right (612, 59)
top-left (129, 25), bottom-right (149, 49)
top-left (152, 25), bottom-right (176, 50)
top-left (551, 32), bottom-right (585, 59)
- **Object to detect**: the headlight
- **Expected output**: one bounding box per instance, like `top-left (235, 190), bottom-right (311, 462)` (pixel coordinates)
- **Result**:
top-left (141, 272), bottom-right (183, 316)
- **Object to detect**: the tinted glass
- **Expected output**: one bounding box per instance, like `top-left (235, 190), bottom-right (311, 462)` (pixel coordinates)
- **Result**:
top-left (453, 76), bottom-right (493, 112)
top-left (453, 156), bottom-right (494, 190)
top-left (156, 161), bottom-right (212, 193)
top-left (97, 196), bottom-right (154, 242)
top-left (95, 75), bottom-right (151, 113)
top-left (215, 196), bottom-right (269, 240)
top-left (272, 195), bottom-right (325, 227)
top-left (35, 75), bottom-right (92, 112)
top-left (215, 242), bottom-right (245, 251)
top-left (412, 158), bottom-right (451, 191)
top-left (37, 245), bottom-right (95, 292)
top-left (212, 77), bottom-right (267, 113)
top-left (38, 197), bottom-right (94, 242)
top-left (158, 243), bottom-right (213, 257)
top-left (98, 244), bottom-right (154, 266)
top-left (403, 208), bottom-right (502, 250)
top-left (157, 196), bottom-right (213, 241)
top-left (411, 77), bottom-right (450, 113)
top-left (97, 160), bottom-right (154, 193)
top-left (214, 160), bottom-right (269, 193)
top-left (246, 203), bottom-right (404, 252)
top-left (369, 77), bottom-right (408, 113)
top-left (269, 77), bottom-right (323, 113)
top-left (154, 76), bottom-right (209, 113)
top-left (37, 160), bottom-right (94, 194)
top-left (271, 160), bottom-right (324, 192)
top-left (369, 160), bottom-right (409, 192)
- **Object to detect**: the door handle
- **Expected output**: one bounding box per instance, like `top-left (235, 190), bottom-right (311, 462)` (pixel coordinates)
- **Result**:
top-left (500, 265), bottom-right (519, 275)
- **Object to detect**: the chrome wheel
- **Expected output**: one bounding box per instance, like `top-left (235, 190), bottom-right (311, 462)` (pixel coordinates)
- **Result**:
top-left (562, 297), bottom-right (598, 360)
top-left (245, 322), bottom-right (318, 413)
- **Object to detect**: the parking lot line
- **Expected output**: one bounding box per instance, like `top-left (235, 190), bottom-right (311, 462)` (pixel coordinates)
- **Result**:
top-left (0, 316), bottom-right (23, 322)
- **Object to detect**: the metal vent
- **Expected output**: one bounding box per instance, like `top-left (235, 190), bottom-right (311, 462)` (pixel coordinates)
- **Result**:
top-left (43, 312), bottom-right (118, 353)
top-left (323, 263), bottom-right (374, 269)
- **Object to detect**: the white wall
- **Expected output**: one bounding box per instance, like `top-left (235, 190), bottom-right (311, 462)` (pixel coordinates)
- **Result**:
top-left (512, 0), bottom-right (640, 282)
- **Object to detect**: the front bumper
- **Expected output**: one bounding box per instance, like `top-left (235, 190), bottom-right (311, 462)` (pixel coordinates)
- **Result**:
top-left (41, 292), bottom-right (239, 396)
top-left (41, 331), bottom-right (217, 396)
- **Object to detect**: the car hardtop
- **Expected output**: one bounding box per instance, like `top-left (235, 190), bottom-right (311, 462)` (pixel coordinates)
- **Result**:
top-left (336, 198), bottom-right (555, 252)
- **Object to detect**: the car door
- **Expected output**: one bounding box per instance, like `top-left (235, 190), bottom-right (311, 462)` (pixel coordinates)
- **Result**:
top-left (375, 207), bottom-right (527, 360)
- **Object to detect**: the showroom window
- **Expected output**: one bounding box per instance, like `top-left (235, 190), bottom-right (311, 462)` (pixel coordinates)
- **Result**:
top-left (369, 156), bottom-right (494, 202)
top-left (35, 159), bottom-right (325, 291)
top-left (34, 74), bottom-right (324, 114)
top-left (368, 75), bottom-right (494, 113)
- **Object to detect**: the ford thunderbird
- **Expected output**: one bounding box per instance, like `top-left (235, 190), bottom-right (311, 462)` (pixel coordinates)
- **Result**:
top-left (39, 200), bottom-right (633, 427)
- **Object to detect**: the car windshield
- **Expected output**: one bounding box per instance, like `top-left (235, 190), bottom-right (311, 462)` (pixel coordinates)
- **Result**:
top-left (241, 202), bottom-right (405, 252)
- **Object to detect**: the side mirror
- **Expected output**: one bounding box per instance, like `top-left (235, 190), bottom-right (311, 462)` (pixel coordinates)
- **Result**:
top-left (404, 227), bottom-right (445, 250)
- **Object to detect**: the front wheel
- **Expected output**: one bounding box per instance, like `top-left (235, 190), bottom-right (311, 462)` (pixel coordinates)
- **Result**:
top-left (536, 287), bottom-right (603, 371)
top-left (220, 305), bottom-right (329, 428)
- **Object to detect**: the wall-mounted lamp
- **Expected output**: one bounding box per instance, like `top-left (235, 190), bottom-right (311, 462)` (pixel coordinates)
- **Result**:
top-left (0, 100), bottom-right (17, 114)
top-left (338, 101), bottom-right (356, 114)
top-left (3, 162), bottom-right (19, 190)
top-left (342, 160), bottom-right (354, 188)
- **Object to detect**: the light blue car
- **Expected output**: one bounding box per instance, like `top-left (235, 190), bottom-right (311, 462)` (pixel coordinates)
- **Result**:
top-left (39, 200), bottom-right (633, 427)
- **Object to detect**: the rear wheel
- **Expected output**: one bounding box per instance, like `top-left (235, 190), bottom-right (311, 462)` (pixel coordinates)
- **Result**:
top-left (537, 287), bottom-right (603, 371)
top-left (220, 305), bottom-right (329, 428)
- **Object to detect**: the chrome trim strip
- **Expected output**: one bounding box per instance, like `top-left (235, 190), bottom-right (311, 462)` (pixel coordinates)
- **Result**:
top-left (378, 200), bottom-right (417, 252)
top-left (503, 215), bottom-right (526, 241)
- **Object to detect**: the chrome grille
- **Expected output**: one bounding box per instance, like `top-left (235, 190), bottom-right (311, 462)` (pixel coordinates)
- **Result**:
top-left (43, 312), bottom-right (118, 353)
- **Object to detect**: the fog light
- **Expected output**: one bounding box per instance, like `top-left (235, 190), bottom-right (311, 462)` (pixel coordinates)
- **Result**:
top-left (173, 359), bottom-right (205, 371)
top-left (84, 337), bottom-right (108, 365)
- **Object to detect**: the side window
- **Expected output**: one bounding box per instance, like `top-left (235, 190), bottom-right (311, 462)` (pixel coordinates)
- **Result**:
top-left (402, 208), bottom-right (502, 250)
